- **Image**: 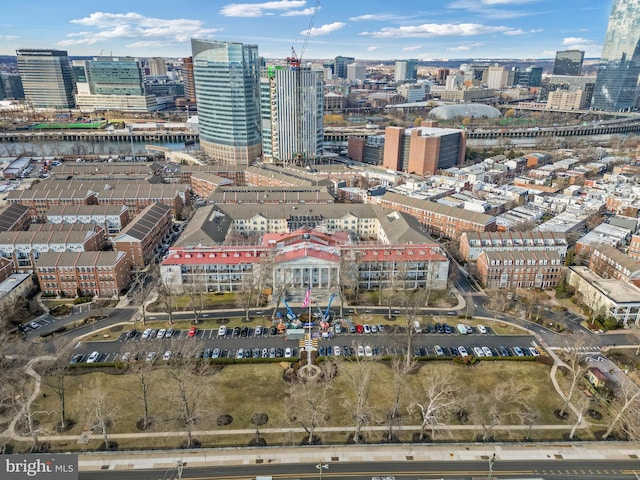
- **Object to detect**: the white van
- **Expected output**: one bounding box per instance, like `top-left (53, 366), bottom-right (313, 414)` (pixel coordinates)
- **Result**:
top-left (218, 325), bottom-right (227, 337)
top-left (413, 321), bottom-right (422, 334)
top-left (456, 324), bottom-right (468, 335)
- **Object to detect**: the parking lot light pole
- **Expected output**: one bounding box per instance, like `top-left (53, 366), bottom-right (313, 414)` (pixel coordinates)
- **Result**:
top-left (176, 461), bottom-right (185, 480)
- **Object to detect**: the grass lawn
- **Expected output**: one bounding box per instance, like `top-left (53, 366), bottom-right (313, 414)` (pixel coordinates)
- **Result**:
top-left (147, 292), bottom-right (239, 312)
top-left (31, 361), bottom-right (577, 450)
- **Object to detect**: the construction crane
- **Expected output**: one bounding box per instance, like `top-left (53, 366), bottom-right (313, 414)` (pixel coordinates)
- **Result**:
top-left (283, 0), bottom-right (320, 167)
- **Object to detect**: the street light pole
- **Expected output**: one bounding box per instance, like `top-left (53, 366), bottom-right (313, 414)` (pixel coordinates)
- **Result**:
top-left (315, 462), bottom-right (329, 480)
top-left (176, 461), bottom-right (185, 480)
top-left (488, 453), bottom-right (496, 480)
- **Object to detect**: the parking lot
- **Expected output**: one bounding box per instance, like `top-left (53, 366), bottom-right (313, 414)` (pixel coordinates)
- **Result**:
top-left (71, 322), bottom-right (544, 365)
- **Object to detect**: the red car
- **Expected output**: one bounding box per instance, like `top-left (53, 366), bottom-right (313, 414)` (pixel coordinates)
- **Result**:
top-left (356, 324), bottom-right (364, 334)
top-left (187, 326), bottom-right (198, 338)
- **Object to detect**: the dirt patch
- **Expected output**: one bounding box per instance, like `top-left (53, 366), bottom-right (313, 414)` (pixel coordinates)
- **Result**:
top-left (248, 436), bottom-right (267, 446)
top-left (587, 409), bottom-right (603, 420)
top-left (216, 414), bottom-right (233, 426)
top-left (251, 413), bottom-right (268, 426)
top-left (55, 419), bottom-right (75, 433)
top-left (215, 318), bottom-right (230, 325)
top-left (136, 417), bottom-right (155, 431)
top-left (554, 409), bottom-right (570, 420)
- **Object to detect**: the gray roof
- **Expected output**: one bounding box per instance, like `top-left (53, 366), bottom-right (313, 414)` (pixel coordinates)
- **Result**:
top-left (0, 203), bottom-right (30, 232)
top-left (176, 203), bottom-right (436, 248)
top-left (35, 251), bottom-right (126, 268)
top-left (113, 202), bottom-right (171, 242)
top-left (46, 204), bottom-right (128, 217)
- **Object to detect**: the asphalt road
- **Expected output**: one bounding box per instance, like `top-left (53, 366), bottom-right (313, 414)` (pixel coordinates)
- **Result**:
top-left (77, 458), bottom-right (640, 480)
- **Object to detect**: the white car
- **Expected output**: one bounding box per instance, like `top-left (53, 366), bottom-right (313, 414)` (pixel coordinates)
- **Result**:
top-left (365, 345), bottom-right (373, 357)
top-left (163, 350), bottom-right (172, 361)
top-left (434, 345), bottom-right (444, 357)
top-left (141, 328), bottom-right (152, 340)
top-left (333, 346), bottom-right (341, 356)
top-left (146, 352), bottom-right (157, 362)
top-left (284, 347), bottom-right (293, 358)
top-left (218, 325), bottom-right (227, 337)
top-left (363, 324), bottom-right (371, 334)
top-left (236, 349), bottom-right (244, 359)
top-left (529, 347), bottom-right (541, 357)
top-left (157, 329), bottom-right (166, 339)
top-left (86, 351), bottom-right (100, 363)
top-left (357, 345), bottom-right (365, 357)
top-left (482, 346), bottom-right (493, 357)
top-left (478, 325), bottom-right (488, 334)
top-left (255, 326), bottom-right (263, 337)
top-left (458, 346), bottom-right (468, 357)
top-left (121, 352), bottom-right (131, 362)
top-left (473, 347), bottom-right (485, 357)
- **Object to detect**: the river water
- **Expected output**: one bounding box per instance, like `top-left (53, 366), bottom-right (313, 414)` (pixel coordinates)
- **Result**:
top-left (0, 140), bottom-right (193, 158)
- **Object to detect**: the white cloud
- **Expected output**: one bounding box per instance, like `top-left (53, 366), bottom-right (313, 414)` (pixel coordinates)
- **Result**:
top-left (504, 29), bottom-right (526, 36)
top-left (367, 46), bottom-right (381, 51)
top-left (402, 45), bottom-right (423, 51)
top-left (59, 11), bottom-right (219, 47)
top-left (349, 13), bottom-right (410, 22)
top-left (281, 7), bottom-right (318, 16)
top-left (448, 42), bottom-right (483, 51)
top-left (302, 22), bottom-right (346, 37)
top-left (0, 35), bottom-right (18, 40)
top-left (561, 36), bottom-right (602, 57)
top-left (360, 23), bottom-right (511, 38)
top-left (220, 1), bottom-right (306, 17)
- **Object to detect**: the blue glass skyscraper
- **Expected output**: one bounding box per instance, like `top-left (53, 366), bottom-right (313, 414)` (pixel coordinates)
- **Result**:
top-left (191, 39), bottom-right (262, 165)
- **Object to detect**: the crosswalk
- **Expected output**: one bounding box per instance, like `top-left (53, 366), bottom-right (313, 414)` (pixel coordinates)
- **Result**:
top-left (552, 346), bottom-right (602, 353)
top-left (299, 336), bottom-right (319, 352)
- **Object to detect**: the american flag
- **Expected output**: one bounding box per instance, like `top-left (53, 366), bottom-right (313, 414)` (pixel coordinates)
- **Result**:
top-left (301, 288), bottom-right (311, 308)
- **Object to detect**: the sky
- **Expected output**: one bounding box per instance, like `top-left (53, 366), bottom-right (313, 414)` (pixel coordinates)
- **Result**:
top-left (0, 0), bottom-right (615, 61)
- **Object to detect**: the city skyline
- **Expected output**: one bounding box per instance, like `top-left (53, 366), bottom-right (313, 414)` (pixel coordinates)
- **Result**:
top-left (0, 0), bottom-right (614, 61)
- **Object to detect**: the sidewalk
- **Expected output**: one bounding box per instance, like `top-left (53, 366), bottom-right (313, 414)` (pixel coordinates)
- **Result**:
top-left (77, 442), bottom-right (640, 471)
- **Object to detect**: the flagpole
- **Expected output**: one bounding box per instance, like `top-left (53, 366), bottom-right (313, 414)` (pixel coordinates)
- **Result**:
top-left (308, 288), bottom-right (312, 367)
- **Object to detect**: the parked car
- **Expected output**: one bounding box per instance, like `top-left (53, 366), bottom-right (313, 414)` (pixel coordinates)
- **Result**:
top-left (478, 325), bottom-right (488, 334)
top-left (349, 324), bottom-right (357, 334)
top-left (473, 347), bottom-right (485, 357)
top-left (334, 323), bottom-right (342, 334)
top-left (434, 345), bottom-right (444, 357)
top-left (363, 324), bottom-right (371, 334)
top-left (236, 349), bottom-right (244, 359)
top-left (125, 329), bottom-right (137, 340)
top-left (529, 347), bottom-right (541, 357)
top-left (70, 354), bottom-right (84, 364)
top-left (218, 326), bottom-right (227, 337)
top-left (165, 328), bottom-right (174, 339)
top-left (145, 352), bottom-right (157, 362)
top-left (284, 347), bottom-right (293, 358)
top-left (163, 351), bottom-right (172, 361)
top-left (87, 351), bottom-right (100, 363)
top-left (364, 345), bottom-right (373, 357)
top-left (370, 324), bottom-right (378, 334)
top-left (356, 324), bottom-right (364, 334)
top-left (157, 329), bottom-right (166, 339)
top-left (357, 345), bottom-right (365, 357)
top-left (482, 346), bottom-right (493, 357)
top-left (240, 326), bottom-right (249, 337)
top-left (120, 352), bottom-right (131, 362)
top-left (188, 326), bottom-right (197, 338)
top-left (513, 346), bottom-right (525, 357)
top-left (141, 328), bottom-right (152, 340)
top-left (255, 326), bottom-right (263, 337)
top-left (498, 345), bottom-right (510, 357)
top-left (458, 346), bottom-right (468, 357)
top-left (233, 327), bottom-right (241, 337)
top-left (270, 326), bottom-right (278, 336)
top-left (333, 346), bottom-right (341, 356)
top-left (212, 348), bottom-right (220, 359)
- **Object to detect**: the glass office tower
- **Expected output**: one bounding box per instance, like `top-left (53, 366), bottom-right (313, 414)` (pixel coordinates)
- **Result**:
top-left (601, 0), bottom-right (640, 62)
top-left (16, 49), bottom-right (75, 109)
top-left (191, 39), bottom-right (261, 165)
top-left (553, 50), bottom-right (584, 76)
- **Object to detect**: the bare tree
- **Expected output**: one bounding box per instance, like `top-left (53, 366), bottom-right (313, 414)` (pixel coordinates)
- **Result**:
top-left (126, 349), bottom-right (156, 431)
top-left (288, 368), bottom-right (332, 445)
top-left (166, 341), bottom-right (208, 448)
top-left (557, 335), bottom-right (590, 418)
top-left (602, 382), bottom-right (640, 440)
top-left (340, 352), bottom-right (374, 444)
top-left (409, 368), bottom-right (461, 440)
top-left (40, 340), bottom-right (76, 431)
top-left (132, 268), bottom-right (155, 326)
top-left (568, 392), bottom-right (591, 440)
top-left (155, 277), bottom-right (177, 325)
top-left (338, 250), bottom-right (361, 315)
top-left (469, 378), bottom-right (534, 442)
top-left (236, 270), bottom-right (259, 322)
top-left (385, 357), bottom-right (415, 441)
top-left (184, 279), bottom-right (206, 325)
top-left (81, 379), bottom-right (119, 450)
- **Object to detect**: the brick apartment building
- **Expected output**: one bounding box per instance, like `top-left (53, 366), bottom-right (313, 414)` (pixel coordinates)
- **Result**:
top-left (35, 250), bottom-right (130, 298)
top-left (476, 250), bottom-right (563, 290)
top-left (190, 172), bottom-right (233, 198)
top-left (590, 246), bottom-right (640, 287)
top-left (0, 257), bottom-right (12, 283)
top-left (0, 223), bottom-right (106, 273)
top-left (113, 202), bottom-right (172, 268)
top-left (377, 192), bottom-right (497, 239)
top-left (207, 186), bottom-right (335, 205)
top-left (7, 179), bottom-right (189, 220)
top-left (459, 230), bottom-right (568, 261)
top-left (628, 234), bottom-right (640, 261)
top-left (0, 203), bottom-right (31, 232)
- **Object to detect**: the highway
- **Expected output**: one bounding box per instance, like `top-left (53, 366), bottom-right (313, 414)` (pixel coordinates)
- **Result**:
top-left (77, 458), bottom-right (640, 480)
